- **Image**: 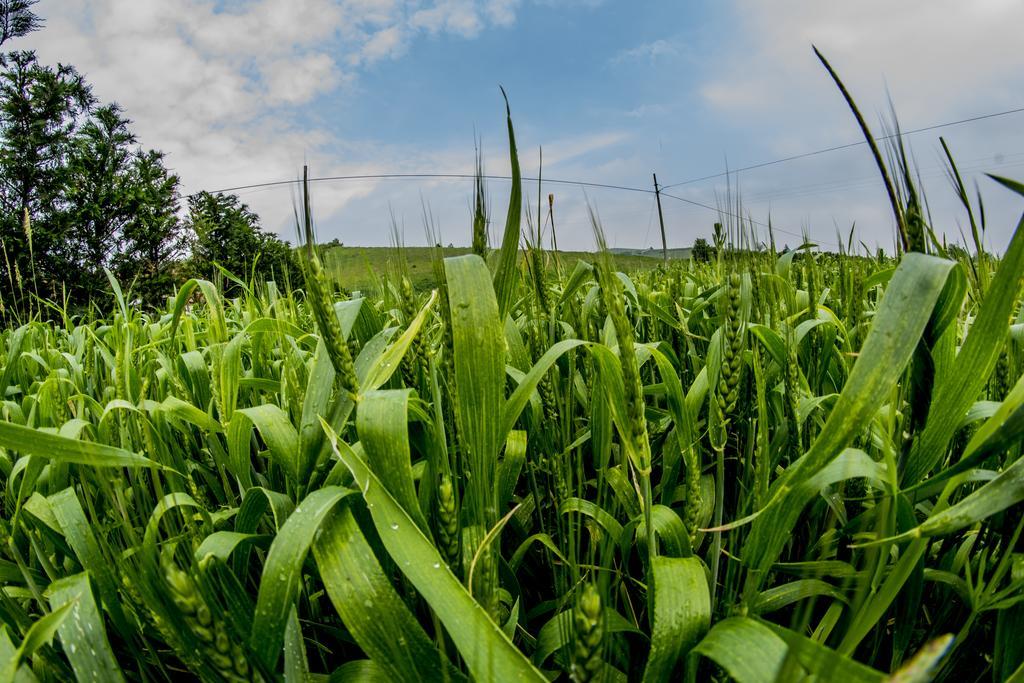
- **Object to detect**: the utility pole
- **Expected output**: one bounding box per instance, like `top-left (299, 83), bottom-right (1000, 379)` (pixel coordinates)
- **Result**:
top-left (653, 173), bottom-right (668, 263)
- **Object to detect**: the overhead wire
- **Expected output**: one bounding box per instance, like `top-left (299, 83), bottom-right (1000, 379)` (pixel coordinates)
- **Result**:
top-left (658, 105), bottom-right (1024, 191)
top-left (198, 171), bottom-right (830, 244)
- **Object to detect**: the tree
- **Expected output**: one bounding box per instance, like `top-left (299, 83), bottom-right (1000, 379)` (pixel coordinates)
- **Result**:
top-left (62, 104), bottom-right (187, 304)
top-left (187, 191), bottom-right (300, 290)
top-left (62, 104), bottom-right (137, 296)
top-left (115, 149), bottom-right (188, 304)
top-left (0, 18), bottom-right (207, 311)
top-left (0, 50), bottom-right (94, 305)
top-left (0, 0), bottom-right (42, 46)
top-left (0, 51), bottom-right (192, 309)
top-left (692, 237), bottom-right (714, 263)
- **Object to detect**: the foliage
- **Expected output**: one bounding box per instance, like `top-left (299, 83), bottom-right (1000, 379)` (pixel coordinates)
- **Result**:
top-left (0, 0), bottom-right (41, 46)
top-left (63, 104), bottom-right (189, 303)
top-left (186, 190), bottom-right (301, 292)
top-left (0, 51), bottom-right (186, 311)
top-left (691, 237), bottom-right (714, 263)
top-left (0, 50), bottom-right (94, 307)
top-left (113, 149), bottom-right (189, 305)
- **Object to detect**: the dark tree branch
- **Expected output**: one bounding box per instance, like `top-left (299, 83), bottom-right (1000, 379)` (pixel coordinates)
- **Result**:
top-left (0, 0), bottom-right (42, 46)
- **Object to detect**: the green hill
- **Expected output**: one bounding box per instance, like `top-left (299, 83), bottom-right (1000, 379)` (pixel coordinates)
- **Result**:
top-left (320, 245), bottom-right (685, 293)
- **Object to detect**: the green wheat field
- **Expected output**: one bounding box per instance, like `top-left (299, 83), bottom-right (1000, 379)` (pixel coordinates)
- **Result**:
top-left (1, 61), bottom-right (1024, 683)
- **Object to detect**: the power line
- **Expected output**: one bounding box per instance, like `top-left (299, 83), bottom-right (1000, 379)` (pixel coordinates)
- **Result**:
top-left (200, 173), bottom-right (655, 197)
top-left (200, 170), bottom-right (831, 245)
top-left (659, 105), bottom-right (1024, 191)
top-left (744, 157), bottom-right (1024, 205)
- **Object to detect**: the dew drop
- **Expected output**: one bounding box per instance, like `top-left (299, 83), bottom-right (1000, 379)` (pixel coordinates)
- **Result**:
top-left (432, 562), bottom-right (441, 569)
top-left (390, 522), bottom-right (399, 530)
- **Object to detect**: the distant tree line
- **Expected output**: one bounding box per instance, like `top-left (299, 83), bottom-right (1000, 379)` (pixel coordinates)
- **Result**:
top-left (0, 1), bottom-right (298, 315)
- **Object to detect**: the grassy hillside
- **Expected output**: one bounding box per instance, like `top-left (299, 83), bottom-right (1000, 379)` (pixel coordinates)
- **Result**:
top-left (321, 244), bottom-right (677, 292)
top-left (609, 246), bottom-right (693, 259)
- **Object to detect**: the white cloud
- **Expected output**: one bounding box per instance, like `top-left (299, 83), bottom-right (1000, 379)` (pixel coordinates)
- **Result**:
top-left (611, 39), bottom-right (680, 65)
top-left (541, 131), bottom-right (629, 166)
top-left (261, 53), bottom-right (344, 106)
top-left (411, 0), bottom-right (485, 37)
top-left (701, 1), bottom-right (1024, 126)
top-left (359, 25), bottom-right (408, 63)
top-left (184, 0), bottom-right (345, 58)
top-left (485, 0), bottom-right (521, 26)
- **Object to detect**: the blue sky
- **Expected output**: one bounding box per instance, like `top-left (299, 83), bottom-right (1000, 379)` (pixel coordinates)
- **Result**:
top-left (328, 2), bottom-right (715, 144)
top-left (26, 0), bottom-right (1024, 252)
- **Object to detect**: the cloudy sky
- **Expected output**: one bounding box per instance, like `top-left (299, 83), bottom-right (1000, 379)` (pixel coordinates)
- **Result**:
top-left (20, 0), bottom-right (1024, 252)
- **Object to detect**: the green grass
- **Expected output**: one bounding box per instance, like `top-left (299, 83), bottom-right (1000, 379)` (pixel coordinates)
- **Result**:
top-left (321, 244), bottom-right (668, 293)
top-left (0, 209), bottom-right (1022, 681)
top-left (0, 58), bottom-right (1023, 682)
